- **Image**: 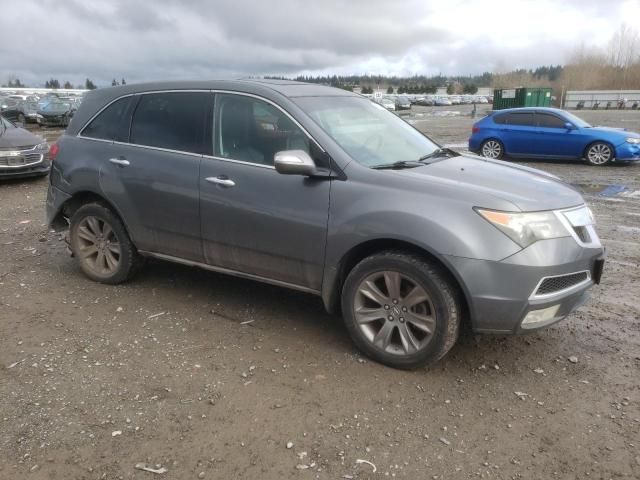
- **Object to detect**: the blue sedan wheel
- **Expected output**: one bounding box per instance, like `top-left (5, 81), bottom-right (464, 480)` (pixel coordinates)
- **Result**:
top-left (480, 139), bottom-right (504, 159)
top-left (586, 142), bottom-right (613, 166)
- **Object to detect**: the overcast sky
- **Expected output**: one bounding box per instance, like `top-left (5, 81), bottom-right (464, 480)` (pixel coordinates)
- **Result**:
top-left (2, 0), bottom-right (638, 87)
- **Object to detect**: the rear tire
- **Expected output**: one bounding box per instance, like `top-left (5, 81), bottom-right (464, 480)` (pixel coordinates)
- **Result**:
top-left (585, 142), bottom-right (613, 166)
top-left (341, 251), bottom-right (462, 369)
top-left (480, 139), bottom-right (504, 159)
top-left (69, 203), bottom-right (142, 284)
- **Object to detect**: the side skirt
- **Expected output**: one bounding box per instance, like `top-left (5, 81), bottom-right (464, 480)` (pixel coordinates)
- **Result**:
top-left (138, 250), bottom-right (321, 296)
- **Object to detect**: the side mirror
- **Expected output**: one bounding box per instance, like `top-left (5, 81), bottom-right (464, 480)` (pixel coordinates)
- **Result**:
top-left (564, 122), bottom-right (574, 130)
top-left (274, 150), bottom-right (317, 176)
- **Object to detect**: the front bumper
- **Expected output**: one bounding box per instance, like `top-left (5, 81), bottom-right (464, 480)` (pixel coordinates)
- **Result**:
top-left (445, 236), bottom-right (605, 334)
top-left (37, 115), bottom-right (66, 126)
top-left (0, 150), bottom-right (51, 178)
top-left (615, 143), bottom-right (640, 161)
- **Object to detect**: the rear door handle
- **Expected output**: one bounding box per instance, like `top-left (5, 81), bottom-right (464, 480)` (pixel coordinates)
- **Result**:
top-left (109, 158), bottom-right (130, 167)
top-left (206, 176), bottom-right (236, 188)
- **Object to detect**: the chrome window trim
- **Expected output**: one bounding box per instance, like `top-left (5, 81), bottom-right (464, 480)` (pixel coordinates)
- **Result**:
top-left (529, 270), bottom-right (592, 301)
top-left (76, 89), bottom-right (326, 162)
top-left (110, 140), bottom-right (204, 158)
top-left (202, 154), bottom-right (275, 170)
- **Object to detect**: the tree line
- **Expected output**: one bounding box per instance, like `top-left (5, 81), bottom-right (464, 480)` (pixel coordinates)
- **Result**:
top-left (1, 77), bottom-right (127, 90)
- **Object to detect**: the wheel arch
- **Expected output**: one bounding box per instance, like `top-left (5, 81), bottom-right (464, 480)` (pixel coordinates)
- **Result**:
top-left (322, 238), bottom-right (471, 326)
top-left (50, 190), bottom-right (134, 241)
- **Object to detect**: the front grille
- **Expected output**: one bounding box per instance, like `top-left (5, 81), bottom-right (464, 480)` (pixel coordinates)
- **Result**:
top-left (535, 271), bottom-right (589, 296)
top-left (0, 152), bottom-right (43, 167)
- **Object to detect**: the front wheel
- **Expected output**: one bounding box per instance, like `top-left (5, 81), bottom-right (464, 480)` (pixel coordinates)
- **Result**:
top-left (69, 203), bottom-right (141, 284)
top-left (341, 251), bottom-right (462, 369)
top-left (480, 139), bottom-right (504, 159)
top-left (585, 142), bottom-right (613, 166)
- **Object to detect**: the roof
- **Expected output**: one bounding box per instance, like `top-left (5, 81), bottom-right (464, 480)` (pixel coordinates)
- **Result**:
top-left (68, 79), bottom-right (359, 135)
top-left (493, 107), bottom-right (565, 114)
top-left (89, 79), bottom-right (356, 99)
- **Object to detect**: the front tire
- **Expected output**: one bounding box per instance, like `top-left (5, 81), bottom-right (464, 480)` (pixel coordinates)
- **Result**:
top-left (341, 251), bottom-right (462, 369)
top-left (585, 142), bottom-right (613, 166)
top-left (480, 139), bottom-right (504, 159)
top-left (69, 203), bottom-right (141, 284)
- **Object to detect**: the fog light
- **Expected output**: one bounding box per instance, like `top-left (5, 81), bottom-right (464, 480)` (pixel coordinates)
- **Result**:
top-left (521, 304), bottom-right (561, 329)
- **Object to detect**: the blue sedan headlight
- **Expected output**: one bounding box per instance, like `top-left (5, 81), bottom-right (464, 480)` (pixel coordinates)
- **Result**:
top-left (626, 138), bottom-right (640, 144)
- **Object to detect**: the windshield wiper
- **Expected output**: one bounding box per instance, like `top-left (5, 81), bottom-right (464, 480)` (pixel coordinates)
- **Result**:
top-left (417, 147), bottom-right (457, 162)
top-left (370, 160), bottom-right (425, 170)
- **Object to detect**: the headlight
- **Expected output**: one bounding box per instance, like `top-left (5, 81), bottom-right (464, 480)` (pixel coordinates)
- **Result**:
top-left (475, 208), bottom-right (570, 248)
top-left (36, 142), bottom-right (49, 151)
top-left (626, 137), bottom-right (640, 144)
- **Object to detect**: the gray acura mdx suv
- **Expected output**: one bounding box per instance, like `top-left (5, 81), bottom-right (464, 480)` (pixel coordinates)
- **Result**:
top-left (46, 80), bottom-right (605, 369)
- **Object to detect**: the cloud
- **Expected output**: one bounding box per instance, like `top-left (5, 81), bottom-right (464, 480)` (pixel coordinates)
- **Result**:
top-left (0, 0), bottom-right (637, 87)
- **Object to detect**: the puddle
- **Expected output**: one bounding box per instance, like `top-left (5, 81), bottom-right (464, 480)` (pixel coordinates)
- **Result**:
top-left (573, 183), bottom-right (629, 197)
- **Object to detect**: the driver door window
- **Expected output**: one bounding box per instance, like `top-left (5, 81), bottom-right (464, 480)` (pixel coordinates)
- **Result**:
top-left (214, 94), bottom-right (310, 166)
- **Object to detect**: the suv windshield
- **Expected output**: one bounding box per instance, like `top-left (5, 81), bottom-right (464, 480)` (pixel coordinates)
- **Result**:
top-left (294, 96), bottom-right (441, 167)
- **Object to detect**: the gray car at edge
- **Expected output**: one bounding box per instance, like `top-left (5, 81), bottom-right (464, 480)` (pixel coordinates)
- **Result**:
top-left (46, 80), bottom-right (605, 369)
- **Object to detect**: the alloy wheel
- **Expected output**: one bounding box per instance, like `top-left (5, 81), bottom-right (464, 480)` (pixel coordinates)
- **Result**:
top-left (481, 140), bottom-right (502, 159)
top-left (354, 271), bottom-right (436, 356)
top-left (587, 143), bottom-right (612, 165)
top-left (76, 216), bottom-right (121, 276)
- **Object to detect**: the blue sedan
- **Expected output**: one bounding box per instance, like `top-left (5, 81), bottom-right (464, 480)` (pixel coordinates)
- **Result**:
top-left (469, 107), bottom-right (640, 166)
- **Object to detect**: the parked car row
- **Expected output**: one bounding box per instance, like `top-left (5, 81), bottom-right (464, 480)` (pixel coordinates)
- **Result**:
top-left (0, 92), bottom-right (83, 127)
top-left (365, 93), bottom-right (492, 107)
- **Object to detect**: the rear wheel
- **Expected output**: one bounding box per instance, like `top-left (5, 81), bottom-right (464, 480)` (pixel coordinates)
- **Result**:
top-left (585, 142), bottom-right (613, 166)
top-left (69, 203), bottom-right (141, 284)
top-left (480, 139), bottom-right (504, 159)
top-left (341, 251), bottom-right (462, 369)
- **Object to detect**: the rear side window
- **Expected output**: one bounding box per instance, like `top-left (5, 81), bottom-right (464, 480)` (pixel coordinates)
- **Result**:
top-left (506, 113), bottom-right (535, 126)
top-left (536, 113), bottom-right (566, 128)
top-left (493, 113), bottom-right (507, 124)
top-left (82, 96), bottom-right (134, 141)
top-left (130, 92), bottom-right (208, 154)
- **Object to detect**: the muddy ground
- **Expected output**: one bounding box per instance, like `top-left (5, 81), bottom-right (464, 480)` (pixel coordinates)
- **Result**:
top-left (1, 106), bottom-right (639, 479)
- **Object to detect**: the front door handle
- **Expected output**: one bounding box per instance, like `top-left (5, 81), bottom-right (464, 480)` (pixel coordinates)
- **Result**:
top-left (109, 157), bottom-right (130, 167)
top-left (206, 176), bottom-right (236, 188)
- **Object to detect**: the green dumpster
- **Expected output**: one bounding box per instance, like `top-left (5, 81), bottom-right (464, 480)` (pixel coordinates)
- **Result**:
top-left (492, 87), bottom-right (552, 110)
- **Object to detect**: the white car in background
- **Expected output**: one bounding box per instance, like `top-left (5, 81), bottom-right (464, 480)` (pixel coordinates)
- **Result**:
top-left (434, 96), bottom-right (452, 106)
top-left (380, 96), bottom-right (396, 111)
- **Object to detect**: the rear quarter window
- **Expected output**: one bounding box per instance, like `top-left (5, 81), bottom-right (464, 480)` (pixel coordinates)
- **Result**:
top-left (505, 112), bottom-right (535, 126)
top-left (493, 113), bottom-right (507, 124)
top-left (82, 96), bottom-right (134, 142)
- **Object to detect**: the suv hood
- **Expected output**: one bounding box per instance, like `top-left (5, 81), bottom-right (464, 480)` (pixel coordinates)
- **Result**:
top-left (0, 126), bottom-right (44, 150)
top-left (396, 153), bottom-right (584, 211)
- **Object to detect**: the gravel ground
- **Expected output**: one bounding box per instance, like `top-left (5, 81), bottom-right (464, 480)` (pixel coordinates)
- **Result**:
top-left (1, 107), bottom-right (639, 480)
